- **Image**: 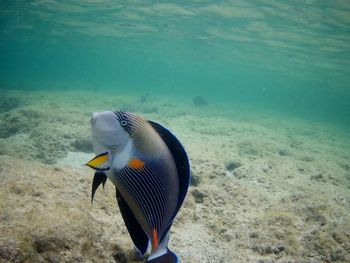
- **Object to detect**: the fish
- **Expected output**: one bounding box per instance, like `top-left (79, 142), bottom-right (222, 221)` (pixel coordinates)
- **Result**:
top-left (85, 110), bottom-right (190, 263)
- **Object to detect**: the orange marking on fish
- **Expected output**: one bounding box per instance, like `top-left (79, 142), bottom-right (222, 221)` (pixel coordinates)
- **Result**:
top-left (128, 158), bottom-right (145, 169)
top-left (152, 227), bottom-right (159, 250)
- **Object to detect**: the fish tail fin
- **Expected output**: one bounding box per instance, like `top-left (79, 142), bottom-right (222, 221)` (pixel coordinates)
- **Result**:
top-left (147, 248), bottom-right (178, 263)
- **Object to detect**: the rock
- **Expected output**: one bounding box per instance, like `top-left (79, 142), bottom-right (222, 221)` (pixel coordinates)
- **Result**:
top-left (191, 189), bottom-right (206, 203)
top-left (225, 161), bottom-right (241, 171)
top-left (302, 226), bottom-right (350, 262)
top-left (0, 96), bottom-right (21, 113)
top-left (302, 205), bottom-right (327, 226)
top-left (257, 259), bottom-right (275, 263)
top-left (0, 239), bottom-right (24, 263)
top-left (225, 171), bottom-right (233, 177)
top-left (0, 119), bottom-right (20, 138)
top-left (190, 169), bottom-right (201, 186)
top-left (237, 141), bottom-right (259, 156)
top-left (252, 243), bottom-right (285, 255)
top-left (111, 244), bottom-right (128, 263)
top-left (339, 163), bottom-right (350, 171)
top-left (0, 109), bottom-right (39, 141)
top-left (330, 249), bottom-right (346, 261)
top-left (30, 127), bottom-right (70, 164)
top-left (33, 234), bottom-right (69, 253)
top-left (249, 232), bottom-right (259, 239)
top-left (301, 156), bottom-right (314, 162)
top-left (70, 138), bottom-right (92, 153)
top-left (310, 173), bottom-right (326, 183)
top-left (278, 149), bottom-right (289, 156)
top-left (232, 167), bottom-right (246, 179)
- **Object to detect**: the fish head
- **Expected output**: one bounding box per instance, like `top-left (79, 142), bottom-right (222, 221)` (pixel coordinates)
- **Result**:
top-left (91, 111), bottom-right (130, 150)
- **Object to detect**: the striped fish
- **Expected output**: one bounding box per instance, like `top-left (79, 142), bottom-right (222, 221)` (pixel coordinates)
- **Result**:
top-left (86, 111), bottom-right (190, 263)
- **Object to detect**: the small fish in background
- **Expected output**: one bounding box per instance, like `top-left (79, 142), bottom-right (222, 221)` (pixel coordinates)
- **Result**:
top-left (192, 96), bottom-right (208, 107)
top-left (139, 93), bottom-right (150, 103)
top-left (86, 111), bottom-right (190, 263)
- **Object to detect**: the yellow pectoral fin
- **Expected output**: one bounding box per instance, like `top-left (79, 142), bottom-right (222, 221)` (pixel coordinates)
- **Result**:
top-left (86, 152), bottom-right (110, 171)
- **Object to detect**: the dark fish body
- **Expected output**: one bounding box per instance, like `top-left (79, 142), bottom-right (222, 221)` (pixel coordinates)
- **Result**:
top-left (86, 111), bottom-right (190, 262)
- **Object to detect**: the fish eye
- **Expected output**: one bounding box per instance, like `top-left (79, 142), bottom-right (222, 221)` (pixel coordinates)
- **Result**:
top-left (120, 120), bottom-right (127, 126)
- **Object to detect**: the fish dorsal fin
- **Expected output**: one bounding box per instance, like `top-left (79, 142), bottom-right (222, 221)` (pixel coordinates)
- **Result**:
top-left (115, 187), bottom-right (149, 255)
top-left (148, 121), bottom-right (190, 219)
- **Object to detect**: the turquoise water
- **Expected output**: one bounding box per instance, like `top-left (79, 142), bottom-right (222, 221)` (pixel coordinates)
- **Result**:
top-left (1, 0), bottom-right (350, 125)
top-left (1, 2), bottom-right (350, 263)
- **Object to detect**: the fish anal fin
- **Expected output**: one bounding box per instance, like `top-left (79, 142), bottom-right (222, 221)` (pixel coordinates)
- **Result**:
top-left (115, 187), bottom-right (149, 255)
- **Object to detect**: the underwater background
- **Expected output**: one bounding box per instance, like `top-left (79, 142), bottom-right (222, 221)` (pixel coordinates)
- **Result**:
top-left (0, 1), bottom-right (350, 263)
top-left (1, 0), bottom-right (350, 125)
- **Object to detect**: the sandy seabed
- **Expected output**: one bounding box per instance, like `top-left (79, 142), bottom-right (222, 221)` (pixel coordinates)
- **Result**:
top-left (0, 89), bottom-right (349, 263)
